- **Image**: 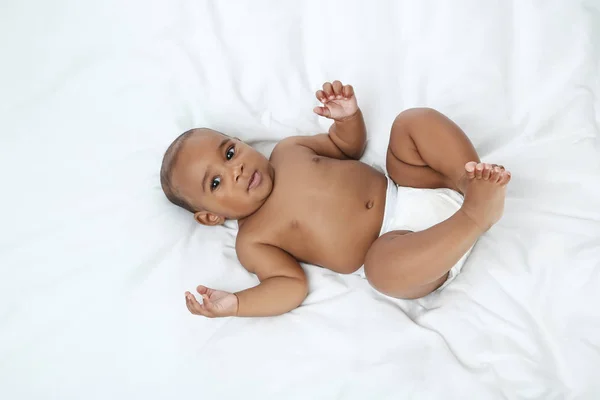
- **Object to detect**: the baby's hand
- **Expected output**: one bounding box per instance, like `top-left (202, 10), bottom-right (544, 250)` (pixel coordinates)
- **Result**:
top-left (185, 285), bottom-right (239, 318)
top-left (314, 80), bottom-right (359, 121)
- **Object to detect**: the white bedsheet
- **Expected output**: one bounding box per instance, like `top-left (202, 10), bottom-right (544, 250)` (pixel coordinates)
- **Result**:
top-left (1, 0), bottom-right (600, 398)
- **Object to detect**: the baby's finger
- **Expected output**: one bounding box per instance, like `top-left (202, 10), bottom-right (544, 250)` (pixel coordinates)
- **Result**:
top-left (198, 285), bottom-right (217, 297)
top-left (192, 295), bottom-right (212, 317)
top-left (342, 84), bottom-right (354, 98)
top-left (313, 106), bottom-right (331, 118)
top-left (322, 82), bottom-right (334, 99)
top-left (196, 285), bottom-right (209, 295)
top-left (201, 295), bottom-right (213, 308)
top-left (315, 90), bottom-right (328, 103)
top-left (193, 302), bottom-right (210, 317)
top-left (332, 80), bottom-right (343, 97)
top-left (185, 293), bottom-right (199, 314)
top-left (185, 293), bottom-right (193, 313)
top-left (201, 296), bottom-right (217, 317)
top-left (186, 291), bottom-right (196, 302)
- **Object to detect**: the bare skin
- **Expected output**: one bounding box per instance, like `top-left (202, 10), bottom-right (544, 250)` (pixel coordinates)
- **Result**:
top-left (169, 81), bottom-right (511, 317)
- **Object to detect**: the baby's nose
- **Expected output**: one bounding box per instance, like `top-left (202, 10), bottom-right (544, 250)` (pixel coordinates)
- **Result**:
top-left (233, 163), bottom-right (244, 182)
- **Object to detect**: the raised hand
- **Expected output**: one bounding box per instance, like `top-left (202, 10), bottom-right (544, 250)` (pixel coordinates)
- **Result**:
top-left (185, 285), bottom-right (239, 318)
top-left (314, 80), bottom-right (358, 121)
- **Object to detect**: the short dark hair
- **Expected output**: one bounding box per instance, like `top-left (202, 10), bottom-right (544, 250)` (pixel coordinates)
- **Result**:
top-left (160, 129), bottom-right (198, 213)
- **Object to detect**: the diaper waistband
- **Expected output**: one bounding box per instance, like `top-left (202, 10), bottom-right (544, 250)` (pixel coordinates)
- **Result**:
top-left (379, 175), bottom-right (398, 237)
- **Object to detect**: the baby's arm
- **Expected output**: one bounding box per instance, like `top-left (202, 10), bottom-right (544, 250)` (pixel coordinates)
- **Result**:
top-left (234, 242), bottom-right (308, 317)
top-left (283, 81), bottom-right (366, 160)
top-left (313, 80), bottom-right (367, 159)
top-left (185, 241), bottom-right (307, 318)
top-left (328, 109), bottom-right (367, 160)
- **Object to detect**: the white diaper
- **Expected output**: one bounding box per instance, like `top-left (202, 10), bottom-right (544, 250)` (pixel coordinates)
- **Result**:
top-left (356, 176), bottom-right (474, 292)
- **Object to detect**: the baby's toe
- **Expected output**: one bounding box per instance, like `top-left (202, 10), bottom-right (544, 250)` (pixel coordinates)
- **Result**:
top-left (490, 166), bottom-right (501, 182)
top-left (482, 163), bottom-right (493, 180)
top-left (475, 163), bottom-right (484, 179)
top-left (499, 171), bottom-right (512, 185)
top-left (465, 161), bottom-right (477, 179)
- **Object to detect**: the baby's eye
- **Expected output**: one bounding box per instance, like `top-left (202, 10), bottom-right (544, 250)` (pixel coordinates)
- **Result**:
top-left (226, 146), bottom-right (235, 160)
top-left (211, 177), bottom-right (221, 191)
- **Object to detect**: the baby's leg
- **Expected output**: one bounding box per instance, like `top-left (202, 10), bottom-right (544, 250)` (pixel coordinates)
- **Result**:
top-left (363, 164), bottom-right (511, 299)
top-left (387, 108), bottom-right (490, 194)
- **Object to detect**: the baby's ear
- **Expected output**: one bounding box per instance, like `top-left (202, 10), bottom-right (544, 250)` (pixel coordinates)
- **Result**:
top-left (194, 211), bottom-right (225, 226)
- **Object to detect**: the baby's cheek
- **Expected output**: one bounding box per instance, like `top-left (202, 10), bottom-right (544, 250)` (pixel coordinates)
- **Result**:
top-left (217, 197), bottom-right (241, 214)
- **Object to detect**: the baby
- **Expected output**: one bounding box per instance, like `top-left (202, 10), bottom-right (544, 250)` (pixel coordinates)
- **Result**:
top-left (160, 81), bottom-right (511, 318)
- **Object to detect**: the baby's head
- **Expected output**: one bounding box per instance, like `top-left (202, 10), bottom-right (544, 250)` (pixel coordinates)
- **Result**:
top-left (160, 128), bottom-right (274, 225)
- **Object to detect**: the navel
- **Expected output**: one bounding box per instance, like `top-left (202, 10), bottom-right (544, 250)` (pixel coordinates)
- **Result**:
top-left (312, 156), bottom-right (320, 163)
top-left (366, 199), bottom-right (374, 209)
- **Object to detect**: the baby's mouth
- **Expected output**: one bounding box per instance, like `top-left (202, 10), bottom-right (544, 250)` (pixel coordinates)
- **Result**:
top-left (248, 170), bottom-right (261, 191)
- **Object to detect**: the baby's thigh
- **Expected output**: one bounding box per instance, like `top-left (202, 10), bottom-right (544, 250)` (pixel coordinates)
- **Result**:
top-left (387, 111), bottom-right (427, 166)
top-left (386, 149), bottom-right (449, 190)
top-left (363, 231), bottom-right (447, 300)
top-left (386, 116), bottom-right (448, 189)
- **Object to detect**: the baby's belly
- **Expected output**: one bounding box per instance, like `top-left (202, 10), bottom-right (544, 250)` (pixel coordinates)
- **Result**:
top-left (305, 216), bottom-right (383, 273)
top-left (280, 163), bottom-right (387, 273)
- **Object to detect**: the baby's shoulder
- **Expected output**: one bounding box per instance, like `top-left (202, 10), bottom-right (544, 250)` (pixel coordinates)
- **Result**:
top-left (234, 225), bottom-right (286, 272)
top-left (270, 136), bottom-right (313, 161)
top-left (235, 215), bottom-right (274, 252)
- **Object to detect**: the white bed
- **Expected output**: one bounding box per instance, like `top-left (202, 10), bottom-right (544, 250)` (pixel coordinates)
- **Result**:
top-left (2, 0), bottom-right (599, 398)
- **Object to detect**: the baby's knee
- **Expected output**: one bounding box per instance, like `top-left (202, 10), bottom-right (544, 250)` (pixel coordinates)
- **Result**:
top-left (363, 246), bottom-right (412, 299)
top-left (364, 239), bottom-right (441, 300)
top-left (392, 107), bottom-right (436, 128)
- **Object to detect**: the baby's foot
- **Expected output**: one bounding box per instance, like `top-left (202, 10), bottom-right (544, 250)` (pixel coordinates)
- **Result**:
top-left (460, 162), bottom-right (511, 232)
top-left (458, 162), bottom-right (508, 193)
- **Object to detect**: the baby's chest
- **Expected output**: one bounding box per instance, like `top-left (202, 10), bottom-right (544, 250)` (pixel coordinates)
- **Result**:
top-left (274, 155), bottom-right (355, 196)
top-left (274, 163), bottom-right (346, 215)
top-left (268, 168), bottom-right (369, 235)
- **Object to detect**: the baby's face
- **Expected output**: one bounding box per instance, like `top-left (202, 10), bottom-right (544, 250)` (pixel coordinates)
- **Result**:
top-left (171, 129), bottom-right (274, 220)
